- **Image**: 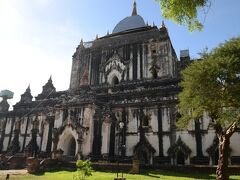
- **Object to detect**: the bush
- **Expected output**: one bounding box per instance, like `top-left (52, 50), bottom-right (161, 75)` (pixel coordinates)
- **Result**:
top-left (73, 160), bottom-right (92, 180)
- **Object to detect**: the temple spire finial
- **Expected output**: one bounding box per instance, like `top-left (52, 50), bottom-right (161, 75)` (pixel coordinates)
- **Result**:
top-left (162, 20), bottom-right (165, 28)
top-left (160, 20), bottom-right (168, 31)
top-left (26, 84), bottom-right (31, 92)
top-left (132, 0), bottom-right (137, 16)
top-left (80, 38), bottom-right (83, 46)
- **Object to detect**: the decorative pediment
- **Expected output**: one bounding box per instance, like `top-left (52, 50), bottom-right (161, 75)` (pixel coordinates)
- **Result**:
top-left (206, 136), bottom-right (232, 156)
top-left (133, 135), bottom-right (156, 164)
top-left (134, 135), bottom-right (156, 155)
top-left (104, 52), bottom-right (126, 75)
top-left (167, 137), bottom-right (191, 158)
top-left (206, 136), bottom-right (219, 156)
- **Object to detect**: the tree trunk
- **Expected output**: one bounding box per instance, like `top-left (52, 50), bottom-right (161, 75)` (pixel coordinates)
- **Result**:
top-left (216, 134), bottom-right (230, 180)
top-left (215, 121), bottom-right (237, 180)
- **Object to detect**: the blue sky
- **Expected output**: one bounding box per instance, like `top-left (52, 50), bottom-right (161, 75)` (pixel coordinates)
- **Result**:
top-left (0, 0), bottom-right (240, 107)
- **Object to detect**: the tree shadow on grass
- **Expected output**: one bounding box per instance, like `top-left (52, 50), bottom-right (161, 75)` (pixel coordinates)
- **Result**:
top-left (142, 172), bottom-right (160, 179)
top-left (29, 171), bottom-right (45, 176)
top-left (141, 170), bottom-right (214, 179)
top-left (140, 170), bottom-right (240, 180)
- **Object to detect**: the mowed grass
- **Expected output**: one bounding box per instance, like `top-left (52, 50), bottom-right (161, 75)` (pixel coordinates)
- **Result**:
top-left (4, 170), bottom-right (240, 180)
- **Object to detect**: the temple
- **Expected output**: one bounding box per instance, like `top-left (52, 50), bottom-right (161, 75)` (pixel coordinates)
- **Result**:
top-left (1, 1), bottom-right (240, 166)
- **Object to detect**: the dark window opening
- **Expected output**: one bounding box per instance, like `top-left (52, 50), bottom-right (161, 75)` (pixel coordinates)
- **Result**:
top-left (177, 150), bottom-right (185, 165)
top-left (112, 76), bottom-right (119, 85)
top-left (69, 137), bottom-right (76, 156)
top-left (139, 151), bottom-right (149, 164)
top-left (143, 115), bottom-right (149, 127)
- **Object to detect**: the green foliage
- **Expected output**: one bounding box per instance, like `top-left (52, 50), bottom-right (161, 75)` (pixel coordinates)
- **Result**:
top-left (178, 37), bottom-right (240, 128)
top-left (155, 0), bottom-right (211, 31)
top-left (74, 160), bottom-right (92, 180)
top-left (76, 160), bottom-right (84, 168)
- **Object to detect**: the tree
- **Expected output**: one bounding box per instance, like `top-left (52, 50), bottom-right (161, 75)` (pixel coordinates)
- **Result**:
top-left (155, 0), bottom-right (212, 31)
top-left (178, 37), bottom-right (240, 180)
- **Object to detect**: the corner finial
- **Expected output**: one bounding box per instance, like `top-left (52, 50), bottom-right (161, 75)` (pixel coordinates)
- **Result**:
top-left (162, 20), bottom-right (165, 28)
top-left (153, 21), bottom-right (155, 27)
top-left (96, 34), bottom-right (98, 40)
top-left (132, 0), bottom-right (137, 16)
top-left (107, 30), bottom-right (109, 35)
top-left (49, 75), bottom-right (52, 82)
top-left (80, 38), bottom-right (83, 46)
top-left (160, 20), bottom-right (167, 31)
top-left (26, 84), bottom-right (31, 93)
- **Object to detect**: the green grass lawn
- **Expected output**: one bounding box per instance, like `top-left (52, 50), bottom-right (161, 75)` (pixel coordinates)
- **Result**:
top-left (3, 170), bottom-right (240, 180)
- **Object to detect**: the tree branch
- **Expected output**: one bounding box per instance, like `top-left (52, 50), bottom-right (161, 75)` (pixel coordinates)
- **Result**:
top-left (214, 123), bottom-right (223, 137)
top-left (225, 121), bottom-right (238, 138)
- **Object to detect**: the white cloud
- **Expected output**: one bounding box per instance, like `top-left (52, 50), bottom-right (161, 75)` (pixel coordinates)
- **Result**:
top-left (0, 0), bottom-right (75, 108)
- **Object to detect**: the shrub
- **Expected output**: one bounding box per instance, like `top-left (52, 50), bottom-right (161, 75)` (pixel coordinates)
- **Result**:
top-left (73, 160), bottom-right (92, 180)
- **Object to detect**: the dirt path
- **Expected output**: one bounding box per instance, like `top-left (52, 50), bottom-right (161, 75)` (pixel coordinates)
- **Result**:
top-left (0, 169), bottom-right (28, 176)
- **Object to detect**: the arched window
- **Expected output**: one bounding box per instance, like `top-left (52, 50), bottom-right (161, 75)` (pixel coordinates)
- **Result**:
top-left (112, 76), bottom-right (119, 85)
top-left (142, 115), bottom-right (149, 127)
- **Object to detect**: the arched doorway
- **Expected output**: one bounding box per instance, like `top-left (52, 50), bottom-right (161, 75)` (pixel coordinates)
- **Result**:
top-left (141, 151), bottom-right (149, 164)
top-left (167, 137), bottom-right (192, 165)
top-left (134, 138), bottom-right (156, 165)
top-left (57, 127), bottom-right (78, 157)
top-left (69, 136), bottom-right (76, 156)
top-left (177, 150), bottom-right (185, 165)
top-left (135, 150), bottom-right (150, 165)
top-left (112, 76), bottom-right (119, 85)
top-left (61, 134), bottom-right (77, 156)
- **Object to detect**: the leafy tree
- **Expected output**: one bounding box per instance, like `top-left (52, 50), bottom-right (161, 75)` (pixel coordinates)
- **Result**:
top-left (178, 37), bottom-right (240, 180)
top-left (73, 160), bottom-right (92, 180)
top-left (155, 0), bottom-right (212, 31)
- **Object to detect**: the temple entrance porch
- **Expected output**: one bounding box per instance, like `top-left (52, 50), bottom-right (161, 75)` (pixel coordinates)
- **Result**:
top-left (57, 126), bottom-right (78, 157)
